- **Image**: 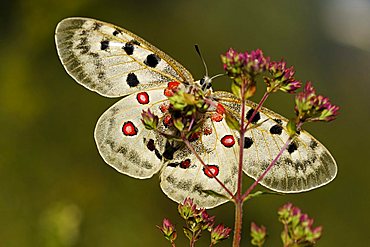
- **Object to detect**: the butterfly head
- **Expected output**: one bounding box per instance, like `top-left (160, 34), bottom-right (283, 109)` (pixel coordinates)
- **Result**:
top-left (197, 76), bottom-right (213, 93)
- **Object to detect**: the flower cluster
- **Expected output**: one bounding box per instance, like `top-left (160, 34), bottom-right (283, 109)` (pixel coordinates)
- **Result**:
top-left (211, 223), bottom-right (232, 246)
top-left (221, 48), bottom-right (269, 98)
top-left (295, 82), bottom-right (340, 123)
top-left (265, 59), bottom-right (301, 94)
top-left (278, 203), bottom-right (323, 246)
top-left (158, 198), bottom-right (231, 246)
top-left (222, 48), bottom-right (269, 79)
top-left (250, 222), bottom-right (267, 246)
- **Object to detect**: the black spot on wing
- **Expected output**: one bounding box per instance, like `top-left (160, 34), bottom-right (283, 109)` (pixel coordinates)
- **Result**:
top-left (246, 108), bottom-right (261, 123)
top-left (144, 54), bottom-right (161, 68)
top-left (146, 139), bottom-right (155, 151)
top-left (167, 162), bottom-right (179, 168)
top-left (113, 30), bottom-right (121, 36)
top-left (287, 142), bottom-right (298, 154)
top-left (145, 139), bottom-right (162, 160)
top-left (154, 150), bottom-right (162, 160)
top-left (244, 137), bottom-right (254, 149)
top-left (123, 43), bottom-right (134, 55)
top-left (100, 40), bottom-right (109, 50)
top-left (270, 124), bottom-right (283, 135)
top-left (126, 73), bottom-right (139, 87)
top-left (163, 142), bottom-right (180, 160)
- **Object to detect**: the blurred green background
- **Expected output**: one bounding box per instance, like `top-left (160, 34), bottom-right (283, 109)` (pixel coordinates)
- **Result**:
top-left (1, 0), bottom-right (369, 246)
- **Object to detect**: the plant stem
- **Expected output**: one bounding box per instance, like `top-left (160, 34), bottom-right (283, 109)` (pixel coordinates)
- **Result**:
top-left (237, 78), bottom-right (247, 199)
top-left (283, 223), bottom-right (289, 247)
top-left (182, 136), bottom-right (235, 199)
top-left (232, 200), bottom-right (243, 247)
top-left (190, 237), bottom-right (195, 247)
top-left (171, 240), bottom-right (176, 247)
top-left (243, 91), bottom-right (270, 132)
top-left (232, 78), bottom-right (247, 247)
top-left (241, 136), bottom-right (294, 201)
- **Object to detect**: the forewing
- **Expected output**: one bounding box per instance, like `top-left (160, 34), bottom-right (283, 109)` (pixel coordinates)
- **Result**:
top-left (55, 17), bottom-right (194, 97)
top-left (95, 87), bottom-right (169, 178)
top-left (214, 91), bottom-right (337, 193)
top-left (160, 117), bottom-right (238, 208)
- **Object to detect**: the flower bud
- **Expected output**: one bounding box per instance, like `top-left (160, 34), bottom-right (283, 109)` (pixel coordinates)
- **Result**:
top-left (211, 224), bottom-right (232, 245)
top-left (157, 218), bottom-right (177, 242)
top-left (141, 109), bottom-right (158, 130)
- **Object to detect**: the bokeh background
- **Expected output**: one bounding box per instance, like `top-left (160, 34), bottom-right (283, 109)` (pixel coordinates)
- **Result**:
top-left (1, 0), bottom-right (369, 246)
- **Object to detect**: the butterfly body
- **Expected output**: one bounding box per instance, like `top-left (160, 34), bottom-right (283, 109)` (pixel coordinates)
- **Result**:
top-left (55, 17), bottom-right (337, 208)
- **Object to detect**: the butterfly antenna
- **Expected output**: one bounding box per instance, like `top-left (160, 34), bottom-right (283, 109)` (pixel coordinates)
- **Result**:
top-left (195, 44), bottom-right (209, 77)
top-left (210, 73), bottom-right (226, 80)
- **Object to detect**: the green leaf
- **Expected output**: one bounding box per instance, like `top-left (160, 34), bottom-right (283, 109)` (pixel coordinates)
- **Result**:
top-left (202, 190), bottom-right (232, 201)
top-left (231, 81), bottom-right (241, 98)
top-left (243, 190), bottom-right (283, 203)
top-left (225, 112), bottom-right (241, 130)
top-left (173, 118), bottom-right (184, 131)
top-left (286, 118), bottom-right (297, 137)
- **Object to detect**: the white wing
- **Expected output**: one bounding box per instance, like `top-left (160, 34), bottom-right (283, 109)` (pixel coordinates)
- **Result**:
top-left (95, 87), bottom-right (168, 178)
top-left (214, 91), bottom-right (337, 193)
top-left (55, 17), bottom-right (194, 97)
top-left (95, 87), bottom-right (239, 208)
top-left (160, 117), bottom-right (239, 208)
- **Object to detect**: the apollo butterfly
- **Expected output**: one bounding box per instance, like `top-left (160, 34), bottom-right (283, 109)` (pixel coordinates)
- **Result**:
top-left (55, 17), bottom-right (337, 208)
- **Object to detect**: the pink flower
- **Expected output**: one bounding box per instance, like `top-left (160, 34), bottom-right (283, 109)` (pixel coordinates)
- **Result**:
top-left (295, 82), bottom-right (340, 122)
top-left (157, 218), bottom-right (177, 242)
top-left (265, 59), bottom-right (302, 93)
top-left (211, 224), bottom-right (232, 244)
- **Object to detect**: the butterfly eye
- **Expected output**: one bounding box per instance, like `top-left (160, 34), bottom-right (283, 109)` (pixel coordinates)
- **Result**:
top-left (200, 78), bottom-right (205, 85)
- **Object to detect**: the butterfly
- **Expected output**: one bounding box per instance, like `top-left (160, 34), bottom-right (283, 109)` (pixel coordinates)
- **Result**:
top-left (55, 17), bottom-right (337, 208)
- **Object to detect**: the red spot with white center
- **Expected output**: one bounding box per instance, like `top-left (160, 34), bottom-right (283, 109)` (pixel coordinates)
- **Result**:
top-left (136, 92), bottom-right (149, 104)
top-left (180, 159), bottom-right (191, 169)
top-left (221, 135), bottom-right (235, 147)
top-left (216, 103), bottom-right (226, 114)
top-left (203, 165), bottom-right (219, 178)
top-left (163, 114), bottom-right (173, 127)
top-left (159, 103), bottom-right (169, 113)
top-left (203, 126), bottom-right (212, 135)
top-left (122, 121), bottom-right (138, 136)
top-left (211, 113), bottom-right (223, 122)
top-left (164, 81), bottom-right (180, 97)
